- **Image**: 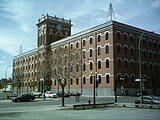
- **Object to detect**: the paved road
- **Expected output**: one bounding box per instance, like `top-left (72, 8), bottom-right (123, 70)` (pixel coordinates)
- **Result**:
top-left (0, 96), bottom-right (160, 120)
top-left (0, 104), bottom-right (159, 120)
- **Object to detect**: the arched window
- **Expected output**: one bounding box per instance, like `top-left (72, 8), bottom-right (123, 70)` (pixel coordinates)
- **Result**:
top-left (106, 59), bottom-right (109, 68)
top-left (124, 46), bottom-right (127, 55)
top-left (98, 75), bottom-right (101, 84)
top-left (76, 77), bottom-right (79, 85)
top-left (97, 35), bottom-right (101, 42)
top-left (90, 62), bottom-right (93, 70)
top-left (98, 60), bottom-right (101, 69)
top-left (83, 76), bottom-right (86, 84)
top-left (90, 75), bottom-right (93, 84)
top-left (124, 34), bottom-right (127, 41)
top-left (90, 49), bottom-right (93, 57)
top-left (117, 32), bottom-right (120, 40)
top-left (105, 45), bottom-right (109, 54)
top-left (106, 74), bottom-right (109, 83)
top-left (76, 42), bottom-right (79, 48)
top-left (117, 45), bottom-right (120, 53)
top-left (83, 63), bottom-right (86, 71)
top-left (90, 37), bottom-right (93, 44)
top-left (98, 47), bottom-right (101, 55)
top-left (105, 32), bottom-right (109, 40)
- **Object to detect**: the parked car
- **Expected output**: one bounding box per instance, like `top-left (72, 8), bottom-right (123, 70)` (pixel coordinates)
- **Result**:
top-left (56, 91), bottom-right (70, 97)
top-left (45, 91), bottom-right (58, 98)
top-left (67, 91), bottom-right (81, 96)
top-left (135, 95), bottom-right (160, 104)
top-left (29, 91), bottom-right (42, 97)
top-left (11, 93), bottom-right (35, 102)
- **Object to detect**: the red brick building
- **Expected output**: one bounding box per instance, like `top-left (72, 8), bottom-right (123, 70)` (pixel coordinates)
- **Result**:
top-left (13, 14), bottom-right (160, 96)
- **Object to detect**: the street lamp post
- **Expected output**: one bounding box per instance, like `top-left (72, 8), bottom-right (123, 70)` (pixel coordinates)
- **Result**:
top-left (91, 72), bottom-right (97, 108)
top-left (4, 65), bottom-right (12, 91)
top-left (138, 32), bottom-right (145, 107)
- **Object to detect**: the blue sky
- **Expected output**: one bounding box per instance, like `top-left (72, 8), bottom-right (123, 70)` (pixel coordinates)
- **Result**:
top-left (0, 0), bottom-right (160, 79)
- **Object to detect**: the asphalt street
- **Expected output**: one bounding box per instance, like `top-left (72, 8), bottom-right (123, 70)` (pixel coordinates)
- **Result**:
top-left (0, 96), bottom-right (160, 120)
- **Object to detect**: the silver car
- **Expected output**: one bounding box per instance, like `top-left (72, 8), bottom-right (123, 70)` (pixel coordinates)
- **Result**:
top-left (135, 95), bottom-right (160, 104)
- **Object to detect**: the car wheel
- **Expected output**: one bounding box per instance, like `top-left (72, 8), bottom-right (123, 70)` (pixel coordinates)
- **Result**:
top-left (17, 99), bottom-right (20, 102)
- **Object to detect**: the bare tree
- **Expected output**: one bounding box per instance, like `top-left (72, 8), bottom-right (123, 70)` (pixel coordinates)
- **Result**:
top-left (52, 43), bottom-right (81, 106)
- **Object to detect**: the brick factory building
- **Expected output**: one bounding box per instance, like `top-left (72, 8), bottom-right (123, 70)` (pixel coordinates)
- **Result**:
top-left (12, 14), bottom-right (160, 96)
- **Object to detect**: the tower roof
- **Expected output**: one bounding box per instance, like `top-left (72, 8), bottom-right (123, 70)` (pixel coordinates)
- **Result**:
top-left (36, 13), bottom-right (72, 26)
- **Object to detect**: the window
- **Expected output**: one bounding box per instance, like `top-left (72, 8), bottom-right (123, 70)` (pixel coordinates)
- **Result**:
top-left (131, 75), bottom-right (135, 84)
top-left (117, 74), bottom-right (121, 83)
top-left (83, 39), bottom-right (86, 46)
top-left (98, 47), bottom-right (101, 55)
top-left (75, 64), bottom-right (79, 72)
top-left (70, 78), bottom-right (73, 85)
top-left (131, 48), bottom-right (134, 56)
top-left (106, 59), bottom-right (109, 68)
top-left (106, 74), bottom-right (109, 83)
top-left (144, 63), bottom-right (147, 70)
top-left (131, 61), bottom-right (134, 69)
top-left (76, 77), bottom-right (79, 85)
top-left (54, 79), bottom-right (56, 86)
top-left (105, 32), bottom-right (109, 40)
top-left (97, 35), bottom-right (101, 42)
top-left (90, 37), bottom-right (93, 44)
top-left (150, 64), bottom-right (152, 71)
top-left (76, 42), bottom-right (79, 48)
top-left (149, 51), bottom-right (152, 59)
top-left (90, 62), bottom-right (93, 70)
top-left (105, 45), bottom-right (109, 54)
top-left (124, 34), bottom-right (127, 41)
top-left (83, 76), bottom-right (86, 84)
top-left (149, 40), bottom-right (152, 47)
top-left (124, 75), bottom-right (128, 83)
top-left (83, 63), bottom-right (86, 71)
top-left (50, 34), bottom-right (52, 41)
top-left (71, 44), bottom-right (73, 50)
top-left (98, 75), bottom-right (101, 84)
top-left (117, 32), bottom-right (120, 40)
top-left (125, 60), bottom-right (128, 68)
top-left (90, 49), bottom-right (93, 57)
top-left (83, 51), bottom-right (86, 59)
top-left (117, 45), bottom-right (120, 54)
top-left (143, 50), bottom-right (146, 58)
top-left (118, 59), bottom-right (121, 67)
top-left (90, 76), bottom-right (93, 84)
top-left (124, 46), bottom-right (127, 55)
top-left (143, 38), bottom-right (146, 46)
top-left (130, 35), bottom-right (134, 42)
top-left (98, 60), bottom-right (101, 69)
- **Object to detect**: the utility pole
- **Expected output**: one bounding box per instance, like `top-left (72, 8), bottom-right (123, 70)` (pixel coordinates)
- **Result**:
top-left (138, 32), bottom-right (145, 107)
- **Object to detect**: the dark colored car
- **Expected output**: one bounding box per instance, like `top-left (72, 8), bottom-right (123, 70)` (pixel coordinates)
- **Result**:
top-left (11, 93), bottom-right (35, 102)
top-left (56, 91), bottom-right (70, 97)
top-left (135, 95), bottom-right (160, 104)
top-left (68, 92), bottom-right (81, 96)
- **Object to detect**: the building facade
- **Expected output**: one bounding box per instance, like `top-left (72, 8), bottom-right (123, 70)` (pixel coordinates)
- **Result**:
top-left (13, 14), bottom-right (160, 96)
